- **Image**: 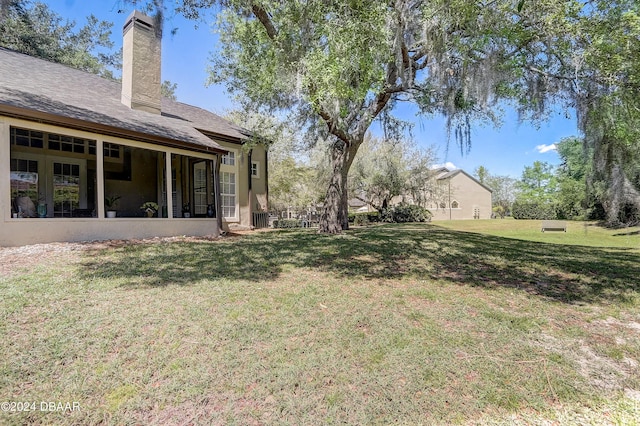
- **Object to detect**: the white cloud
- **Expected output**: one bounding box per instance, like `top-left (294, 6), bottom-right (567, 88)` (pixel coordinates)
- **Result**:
top-left (536, 144), bottom-right (557, 154)
top-left (431, 162), bottom-right (458, 170)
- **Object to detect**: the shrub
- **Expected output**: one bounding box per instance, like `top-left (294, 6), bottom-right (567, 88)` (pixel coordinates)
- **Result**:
top-left (511, 201), bottom-right (557, 220)
top-left (354, 214), bottom-right (369, 226)
top-left (391, 203), bottom-right (432, 223)
top-left (349, 211), bottom-right (381, 226)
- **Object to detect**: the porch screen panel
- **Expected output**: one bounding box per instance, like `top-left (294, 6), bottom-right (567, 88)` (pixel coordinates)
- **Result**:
top-left (194, 162), bottom-right (207, 215)
top-left (10, 159), bottom-right (39, 211)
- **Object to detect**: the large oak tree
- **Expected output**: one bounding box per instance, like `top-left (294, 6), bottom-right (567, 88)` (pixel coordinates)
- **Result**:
top-left (173, 0), bottom-right (528, 232)
top-left (133, 0), bottom-right (640, 228)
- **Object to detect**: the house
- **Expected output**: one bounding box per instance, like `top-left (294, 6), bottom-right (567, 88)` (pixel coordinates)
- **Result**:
top-left (0, 11), bottom-right (267, 247)
top-left (348, 196), bottom-right (375, 213)
top-left (428, 168), bottom-right (492, 220)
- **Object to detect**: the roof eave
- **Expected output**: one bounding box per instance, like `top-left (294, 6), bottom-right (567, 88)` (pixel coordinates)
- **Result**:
top-left (0, 104), bottom-right (228, 155)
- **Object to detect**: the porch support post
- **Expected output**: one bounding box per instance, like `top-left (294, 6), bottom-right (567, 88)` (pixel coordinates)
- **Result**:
top-left (96, 139), bottom-right (105, 218)
top-left (165, 151), bottom-right (173, 218)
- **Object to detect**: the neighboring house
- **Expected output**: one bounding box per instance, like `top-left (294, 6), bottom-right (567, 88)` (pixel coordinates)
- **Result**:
top-left (0, 11), bottom-right (267, 247)
top-left (428, 168), bottom-right (492, 220)
top-left (348, 196), bottom-right (375, 213)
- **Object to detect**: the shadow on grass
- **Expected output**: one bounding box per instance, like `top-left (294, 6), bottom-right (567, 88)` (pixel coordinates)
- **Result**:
top-left (614, 230), bottom-right (640, 237)
top-left (78, 224), bottom-right (640, 304)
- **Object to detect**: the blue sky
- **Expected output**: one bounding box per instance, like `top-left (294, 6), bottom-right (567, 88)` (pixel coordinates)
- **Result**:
top-left (45, 0), bottom-right (578, 178)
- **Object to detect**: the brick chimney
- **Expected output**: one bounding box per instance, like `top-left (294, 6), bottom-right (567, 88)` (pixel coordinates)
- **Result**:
top-left (121, 11), bottom-right (161, 114)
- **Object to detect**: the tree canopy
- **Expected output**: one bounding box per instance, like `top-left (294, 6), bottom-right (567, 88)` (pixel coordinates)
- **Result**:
top-left (349, 135), bottom-right (437, 213)
top-left (171, 0), bottom-right (541, 232)
top-left (37, 0), bottom-right (640, 228)
top-left (0, 0), bottom-right (120, 78)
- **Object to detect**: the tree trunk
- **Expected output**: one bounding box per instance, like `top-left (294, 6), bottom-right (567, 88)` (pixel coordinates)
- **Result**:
top-left (319, 140), bottom-right (358, 233)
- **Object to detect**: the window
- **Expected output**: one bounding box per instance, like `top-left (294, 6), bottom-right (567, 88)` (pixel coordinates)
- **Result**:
top-left (221, 171), bottom-right (236, 218)
top-left (103, 142), bottom-right (122, 160)
top-left (251, 161), bottom-right (259, 178)
top-left (451, 201), bottom-right (459, 209)
top-left (439, 202), bottom-right (446, 209)
top-left (222, 152), bottom-right (235, 166)
top-left (10, 127), bottom-right (95, 154)
top-left (48, 134), bottom-right (89, 154)
top-left (10, 128), bottom-right (43, 148)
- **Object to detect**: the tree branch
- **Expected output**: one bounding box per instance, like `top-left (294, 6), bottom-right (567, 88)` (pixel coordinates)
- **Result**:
top-left (251, 3), bottom-right (278, 39)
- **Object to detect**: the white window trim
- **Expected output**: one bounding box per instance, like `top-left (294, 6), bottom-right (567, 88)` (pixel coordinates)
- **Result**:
top-left (220, 171), bottom-right (237, 221)
top-left (219, 148), bottom-right (239, 221)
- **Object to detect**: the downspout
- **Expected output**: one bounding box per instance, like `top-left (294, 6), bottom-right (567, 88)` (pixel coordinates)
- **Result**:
top-left (213, 155), bottom-right (223, 234)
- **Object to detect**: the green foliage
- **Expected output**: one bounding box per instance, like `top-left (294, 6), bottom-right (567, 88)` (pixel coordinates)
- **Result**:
top-left (224, 110), bottom-right (324, 212)
top-left (348, 211), bottom-right (381, 225)
top-left (160, 80), bottom-right (178, 100)
top-left (512, 201), bottom-right (557, 220)
top-left (140, 202), bottom-right (159, 213)
top-left (554, 137), bottom-right (590, 220)
top-left (349, 205), bottom-right (431, 224)
top-left (349, 135), bottom-right (438, 213)
top-left (475, 167), bottom-right (518, 215)
top-left (175, 0), bottom-right (537, 232)
top-left (104, 195), bottom-right (121, 209)
top-left (517, 161), bottom-right (558, 204)
top-left (0, 1), bottom-right (120, 78)
top-left (474, 166), bottom-right (489, 185)
top-left (390, 203), bottom-right (432, 223)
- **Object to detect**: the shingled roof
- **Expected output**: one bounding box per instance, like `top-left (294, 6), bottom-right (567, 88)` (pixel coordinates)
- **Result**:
top-left (435, 168), bottom-right (493, 193)
top-left (0, 47), bottom-right (251, 153)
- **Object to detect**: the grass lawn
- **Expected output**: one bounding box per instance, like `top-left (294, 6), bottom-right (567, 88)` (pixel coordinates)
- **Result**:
top-left (1, 222), bottom-right (639, 425)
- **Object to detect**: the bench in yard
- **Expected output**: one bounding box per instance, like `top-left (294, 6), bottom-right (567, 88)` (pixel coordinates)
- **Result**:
top-left (541, 220), bottom-right (567, 232)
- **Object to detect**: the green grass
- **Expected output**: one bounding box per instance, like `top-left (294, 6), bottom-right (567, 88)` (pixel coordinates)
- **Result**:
top-left (1, 222), bottom-right (639, 425)
top-left (436, 218), bottom-right (640, 248)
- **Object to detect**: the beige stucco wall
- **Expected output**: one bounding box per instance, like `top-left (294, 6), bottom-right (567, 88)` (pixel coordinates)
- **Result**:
top-left (430, 172), bottom-right (492, 220)
top-left (0, 218), bottom-right (218, 247)
top-left (1, 116), bottom-right (219, 246)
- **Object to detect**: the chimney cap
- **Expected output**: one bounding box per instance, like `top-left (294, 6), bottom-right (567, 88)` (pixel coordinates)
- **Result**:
top-left (123, 10), bottom-right (154, 32)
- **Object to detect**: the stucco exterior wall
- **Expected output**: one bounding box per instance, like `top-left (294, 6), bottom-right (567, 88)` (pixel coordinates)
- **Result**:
top-left (1, 117), bottom-right (219, 246)
top-left (0, 218), bottom-right (218, 247)
top-left (430, 172), bottom-right (492, 220)
top-left (251, 145), bottom-right (268, 213)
